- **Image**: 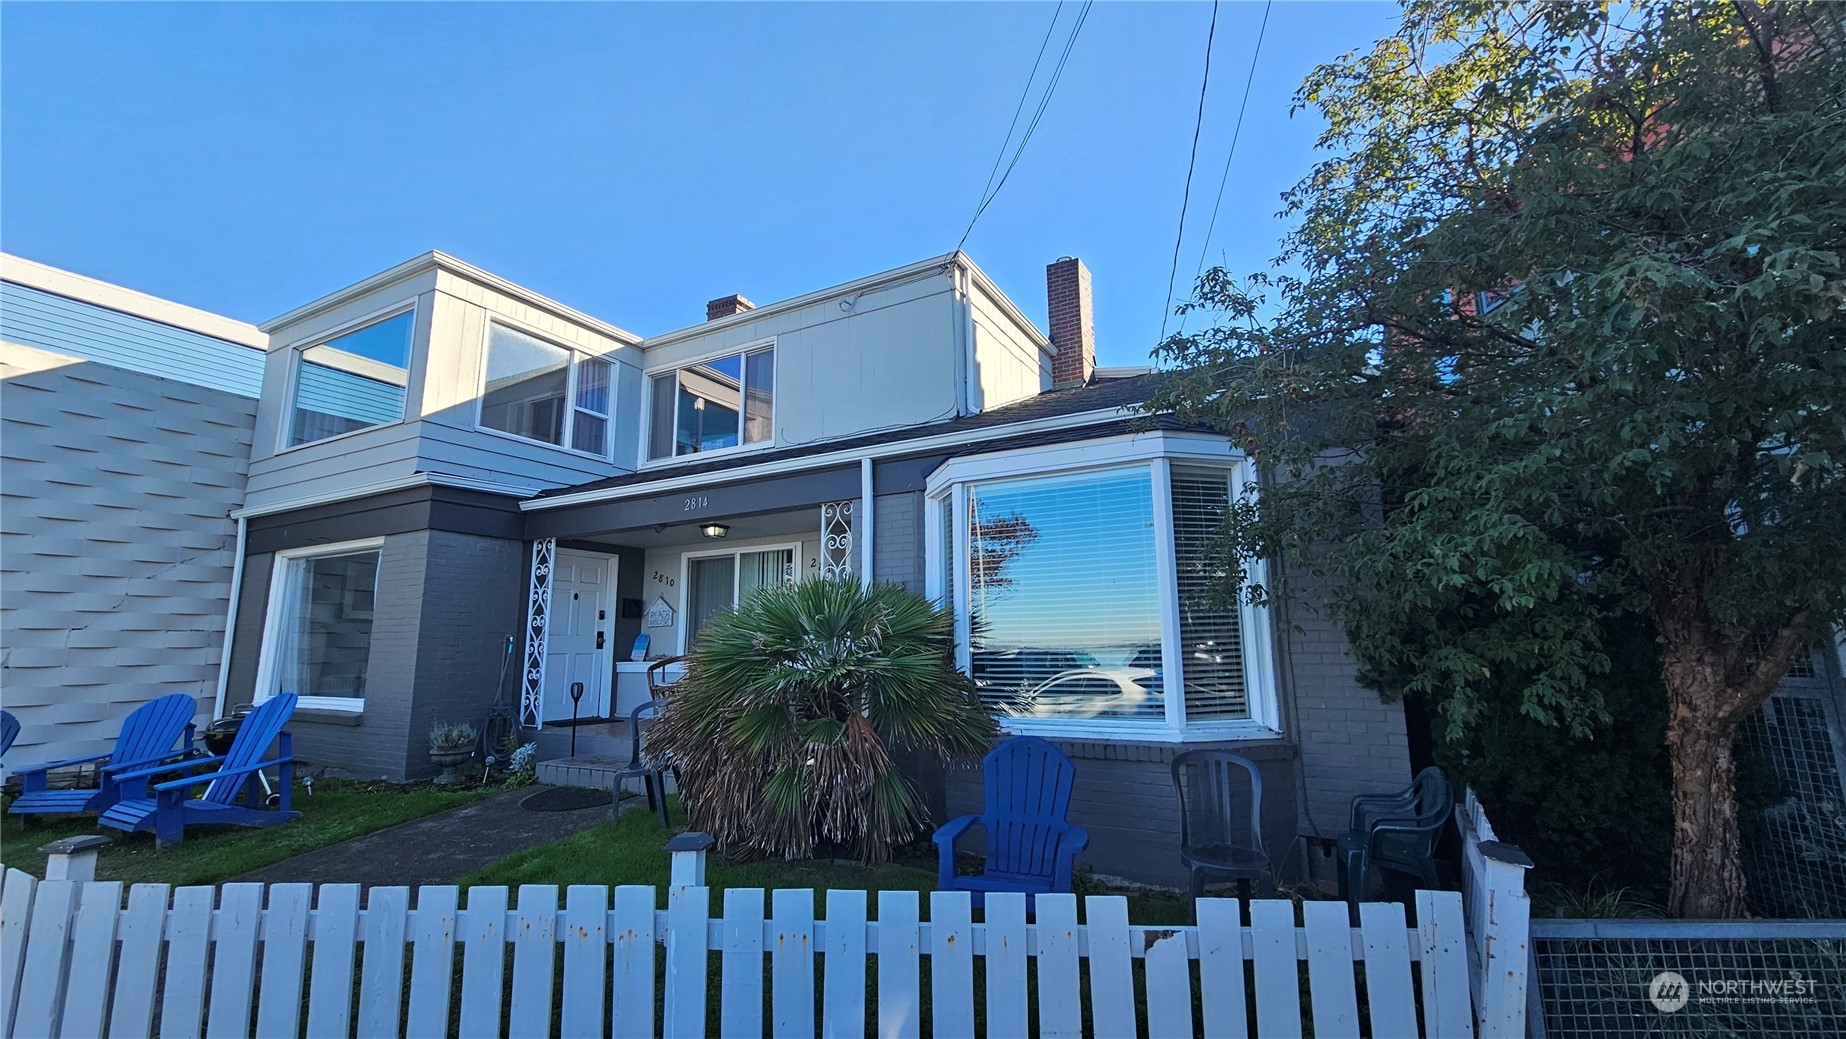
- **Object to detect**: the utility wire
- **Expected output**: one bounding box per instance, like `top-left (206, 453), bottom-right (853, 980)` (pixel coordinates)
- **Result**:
top-left (970, 2), bottom-right (1065, 217)
top-left (955, 1), bottom-right (1095, 256)
top-left (1192, 0), bottom-right (1273, 281)
top-left (1158, 0), bottom-right (1220, 344)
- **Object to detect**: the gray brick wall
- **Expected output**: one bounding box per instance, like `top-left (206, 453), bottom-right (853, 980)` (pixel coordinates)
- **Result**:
top-left (1, 348), bottom-right (254, 770)
top-left (1277, 572), bottom-right (1411, 837)
top-left (224, 529), bottom-right (525, 781)
top-left (944, 738), bottom-right (1300, 887)
top-left (872, 491), bottom-right (925, 592)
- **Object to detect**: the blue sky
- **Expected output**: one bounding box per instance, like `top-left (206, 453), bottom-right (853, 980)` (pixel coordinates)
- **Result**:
top-left (0, 1), bottom-right (1400, 367)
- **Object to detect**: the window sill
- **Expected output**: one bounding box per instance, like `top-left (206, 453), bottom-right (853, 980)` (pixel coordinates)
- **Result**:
top-left (995, 716), bottom-right (1284, 746)
top-left (640, 439), bottom-right (778, 471)
top-left (290, 708), bottom-right (364, 727)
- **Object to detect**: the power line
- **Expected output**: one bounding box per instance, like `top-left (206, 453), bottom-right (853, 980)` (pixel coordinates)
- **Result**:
top-left (955, 1), bottom-right (1095, 256)
top-left (970, 2), bottom-right (1065, 217)
top-left (1192, 0), bottom-right (1273, 281)
top-left (1158, 0), bottom-right (1220, 344)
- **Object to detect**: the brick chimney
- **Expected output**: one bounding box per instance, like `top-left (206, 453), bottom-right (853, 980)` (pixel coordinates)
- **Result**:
top-left (707, 294), bottom-right (756, 322)
top-left (1046, 257), bottom-right (1095, 387)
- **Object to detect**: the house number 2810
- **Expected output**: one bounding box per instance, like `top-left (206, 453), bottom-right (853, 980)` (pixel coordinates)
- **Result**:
top-left (683, 496), bottom-right (709, 511)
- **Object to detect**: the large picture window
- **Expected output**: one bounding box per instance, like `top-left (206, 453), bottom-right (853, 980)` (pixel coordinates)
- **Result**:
top-left (928, 439), bottom-right (1274, 739)
top-left (647, 345), bottom-right (775, 460)
top-left (479, 322), bottom-right (615, 457)
top-left (967, 467), bottom-right (1165, 721)
top-left (287, 310), bottom-right (414, 448)
top-left (256, 541), bottom-right (383, 712)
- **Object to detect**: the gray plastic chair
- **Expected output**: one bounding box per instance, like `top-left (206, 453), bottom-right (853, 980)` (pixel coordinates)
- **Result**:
top-left (1170, 750), bottom-right (1270, 918)
top-left (609, 699), bottom-right (673, 828)
top-left (1339, 766), bottom-right (1453, 920)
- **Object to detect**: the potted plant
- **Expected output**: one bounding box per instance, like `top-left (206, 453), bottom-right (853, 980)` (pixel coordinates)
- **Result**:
top-left (427, 720), bottom-right (478, 786)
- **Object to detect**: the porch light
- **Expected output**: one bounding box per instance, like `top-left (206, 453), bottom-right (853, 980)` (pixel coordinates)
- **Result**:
top-left (701, 523), bottom-right (730, 539)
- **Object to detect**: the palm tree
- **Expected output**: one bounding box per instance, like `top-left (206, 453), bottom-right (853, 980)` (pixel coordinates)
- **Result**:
top-left (649, 577), bottom-right (997, 862)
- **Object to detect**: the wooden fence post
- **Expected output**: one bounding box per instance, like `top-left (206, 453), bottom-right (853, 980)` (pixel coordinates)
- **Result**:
top-left (38, 836), bottom-right (110, 884)
top-left (1458, 787), bottom-right (1534, 1039)
top-left (666, 832), bottom-right (714, 895)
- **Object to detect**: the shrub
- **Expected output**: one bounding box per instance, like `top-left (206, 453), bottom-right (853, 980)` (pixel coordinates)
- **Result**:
top-left (649, 577), bottom-right (997, 862)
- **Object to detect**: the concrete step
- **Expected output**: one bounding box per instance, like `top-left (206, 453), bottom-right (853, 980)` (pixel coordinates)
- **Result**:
top-left (536, 754), bottom-right (677, 796)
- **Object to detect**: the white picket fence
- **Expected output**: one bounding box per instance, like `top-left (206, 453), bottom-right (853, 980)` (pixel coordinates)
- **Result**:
top-left (0, 864), bottom-right (1485, 1038)
top-left (1455, 787), bottom-right (1534, 1039)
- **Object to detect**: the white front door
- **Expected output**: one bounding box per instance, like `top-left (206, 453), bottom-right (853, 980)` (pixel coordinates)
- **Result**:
top-left (544, 549), bottom-right (616, 722)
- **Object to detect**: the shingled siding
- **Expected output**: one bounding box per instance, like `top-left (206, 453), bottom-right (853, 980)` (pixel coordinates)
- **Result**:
top-left (0, 345), bottom-right (255, 771)
top-left (222, 529), bottom-right (526, 781)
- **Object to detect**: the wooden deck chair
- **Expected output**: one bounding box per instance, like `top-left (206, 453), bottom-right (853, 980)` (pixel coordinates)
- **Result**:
top-left (100, 694), bottom-right (300, 846)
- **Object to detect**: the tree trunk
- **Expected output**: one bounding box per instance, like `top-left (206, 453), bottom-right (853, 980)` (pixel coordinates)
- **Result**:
top-left (1655, 562), bottom-right (1814, 917)
top-left (1664, 694), bottom-right (1748, 918)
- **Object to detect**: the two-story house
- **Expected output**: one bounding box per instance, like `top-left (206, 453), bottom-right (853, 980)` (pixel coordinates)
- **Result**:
top-left (194, 249), bottom-right (1411, 884)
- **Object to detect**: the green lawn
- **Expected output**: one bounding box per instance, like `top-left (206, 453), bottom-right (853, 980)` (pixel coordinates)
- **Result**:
top-left (1, 778), bottom-right (495, 886)
top-left (466, 805), bottom-right (1200, 924)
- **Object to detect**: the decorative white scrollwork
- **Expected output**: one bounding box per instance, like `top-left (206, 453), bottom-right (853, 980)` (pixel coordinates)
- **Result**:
top-left (821, 500), bottom-right (855, 581)
top-left (521, 538), bottom-right (555, 728)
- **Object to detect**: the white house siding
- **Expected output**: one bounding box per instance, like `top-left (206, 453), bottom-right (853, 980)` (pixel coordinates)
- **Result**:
top-left (415, 273), bottom-right (643, 486)
top-left (640, 269), bottom-right (963, 452)
top-left (0, 340), bottom-right (256, 772)
top-left (967, 277), bottom-right (1050, 412)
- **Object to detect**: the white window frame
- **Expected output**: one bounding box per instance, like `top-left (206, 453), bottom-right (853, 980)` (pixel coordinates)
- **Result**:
top-left (924, 433), bottom-right (1278, 742)
top-left (473, 317), bottom-right (617, 460)
top-left (252, 536), bottom-right (387, 714)
top-left (277, 300), bottom-right (419, 454)
top-left (676, 540), bottom-right (803, 654)
top-left (642, 338), bottom-right (777, 467)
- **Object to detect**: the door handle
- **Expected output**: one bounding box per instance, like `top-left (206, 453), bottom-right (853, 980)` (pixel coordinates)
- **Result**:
top-left (596, 631), bottom-right (606, 650)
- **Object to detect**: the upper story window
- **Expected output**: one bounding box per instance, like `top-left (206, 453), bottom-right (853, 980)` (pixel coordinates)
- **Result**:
top-left (926, 437), bottom-right (1278, 741)
top-left (647, 345), bottom-right (774, 461)
top-left (479, 322), bottom-right (614, 457)
top-left (287, 309), bottom-right (414, 448)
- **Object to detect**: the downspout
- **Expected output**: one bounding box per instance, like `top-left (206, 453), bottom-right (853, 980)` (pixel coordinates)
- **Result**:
top-left (213, 514), bottom-right (249, 719)
top-left (951, 260), bottom-right (973, 417)
top-left (860, 456), bottom-right (875, 582)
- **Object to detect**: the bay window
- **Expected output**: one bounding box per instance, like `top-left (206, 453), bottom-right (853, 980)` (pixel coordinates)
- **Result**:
top-left (479, 322), bottom-right (614, 457)
top-left (648, 344), bottom-right (775, 460)
top-left (927, 438), bottom-right (1275, 739)
top-left (254, 539), bottom-right (383, 712)
top-left (287, 309), bottom-right (414, 448)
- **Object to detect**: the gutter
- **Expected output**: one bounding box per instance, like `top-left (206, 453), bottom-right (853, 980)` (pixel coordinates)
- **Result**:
top-left (213, 515), bottom-right (249, 719)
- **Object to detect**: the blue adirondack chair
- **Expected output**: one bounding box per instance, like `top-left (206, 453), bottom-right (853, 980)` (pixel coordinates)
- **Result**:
top-left (100, 694), bottom-right (300, 846)
top-left (8, 694), bottom-right (198, 818)
top-left (933, 736), bottom-right (1089, 908)
top-left (0, 711), bottom-right (18, 762)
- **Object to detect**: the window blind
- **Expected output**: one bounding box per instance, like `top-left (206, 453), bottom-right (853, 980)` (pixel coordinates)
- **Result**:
top-left (1171, 466), bottom-right (1248, 720)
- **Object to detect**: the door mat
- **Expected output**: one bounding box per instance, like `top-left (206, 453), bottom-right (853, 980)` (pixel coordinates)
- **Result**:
top-left (520, 787), bottom-right (614, 812)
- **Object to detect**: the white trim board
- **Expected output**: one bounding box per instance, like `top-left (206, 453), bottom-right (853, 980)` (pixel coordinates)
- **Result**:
top-left (0, 252), bottom-right (266, 350)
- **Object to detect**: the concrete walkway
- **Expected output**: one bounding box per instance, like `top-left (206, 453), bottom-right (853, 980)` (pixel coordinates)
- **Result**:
top-left (234, 786), bottom-right (611, 888)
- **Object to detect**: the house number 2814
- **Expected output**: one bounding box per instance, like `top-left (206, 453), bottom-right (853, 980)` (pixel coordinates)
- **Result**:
top-left (683, 496), bottom-right (709, 511)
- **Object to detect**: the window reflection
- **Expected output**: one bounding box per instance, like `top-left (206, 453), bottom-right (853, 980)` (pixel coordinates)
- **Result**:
top-left (288, 310), bottom-right (414, 447)
top-left (966, 466), bottom-right (1165, 721)
top-left (648, 346), bottom-right (775, 460)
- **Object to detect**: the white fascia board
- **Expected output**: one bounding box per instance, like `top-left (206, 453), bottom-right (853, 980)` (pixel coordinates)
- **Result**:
top-left (922, 430), bottom-right (1240, 498)
top-left (635, 251), bottom-right (1048, 354)
top-left (0, 252), bottom-right (267, 350)
top-left (232, 471), bottom-right (543, 520)
top-left (259, 250), bottom-right (643, 346)
top-left (521, 405), bottom-right (1158, 512)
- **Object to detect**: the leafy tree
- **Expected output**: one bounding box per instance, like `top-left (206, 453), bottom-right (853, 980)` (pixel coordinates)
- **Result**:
top-left (1150, 0), bottom-right (1845, 916)
top-left (648, 578), bottom-right (997, 863)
